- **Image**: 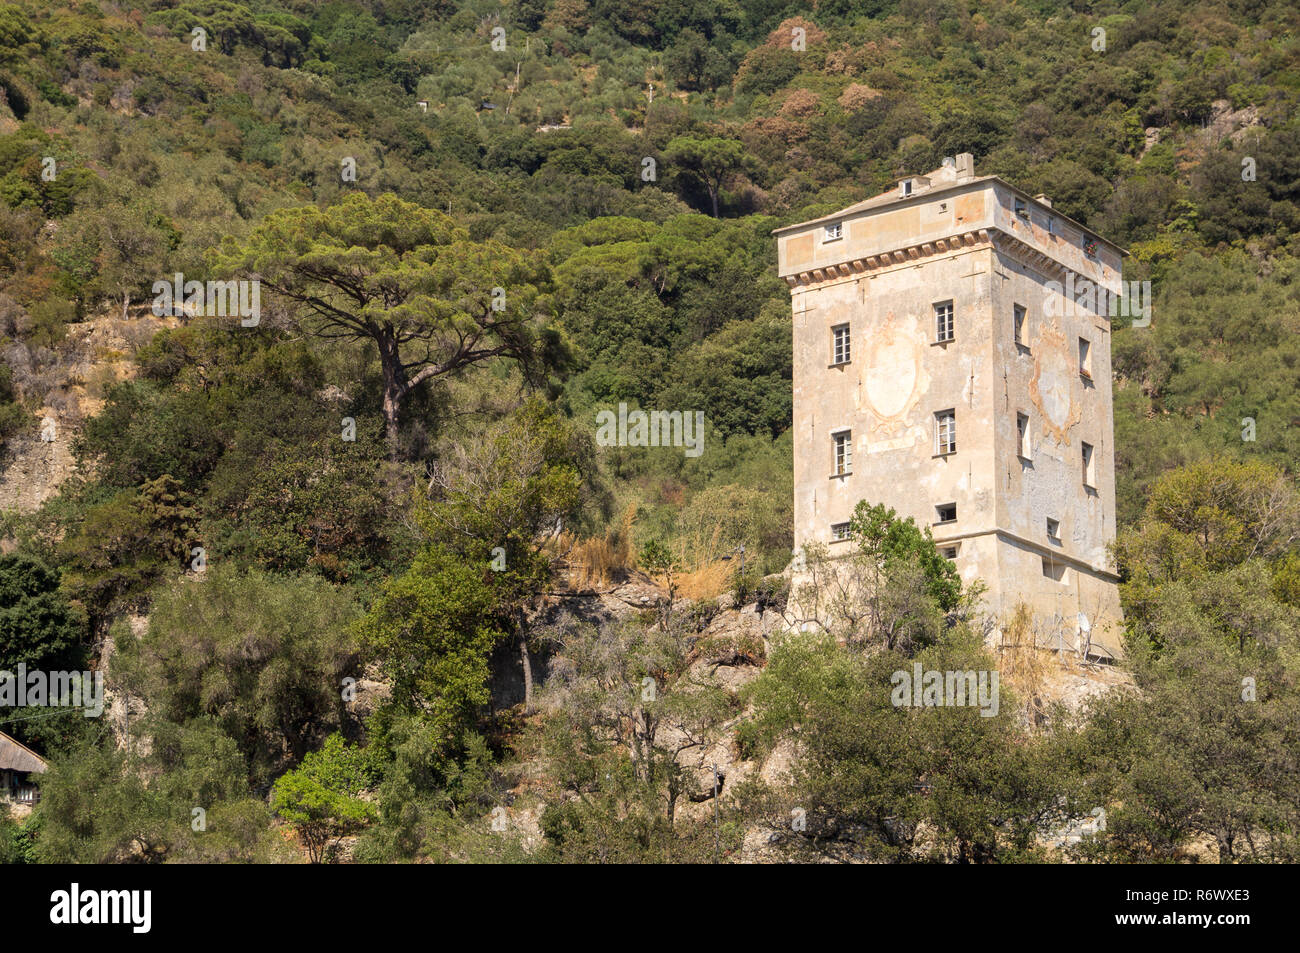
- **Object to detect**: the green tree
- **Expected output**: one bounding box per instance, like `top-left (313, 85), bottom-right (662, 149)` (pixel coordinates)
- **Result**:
top-left (35, 739), bottom-right (168, 863)
top-left (784, 501), bottom-right (967, 653)
top-left (849, 501), bottom-right (963, 613)
top-left (358, 547), bottom-right (504, 746)
top-left (663, 137), bottom-right (750, 218)
top-left (418, 399), bottom-right (592, 710)
top-left (744, 631), bottom-right (1074, 863)
top-left (0, 553), bottom-right (85, 673)
top-left (214, 192), bottom-right (556, 456)
top-left (538, 616), bottom-right (731, 860)
top-left (1116, 459), bottom-right (1300, 654)
top-left (115, 566), bottom-right (361, 785)
top-left (271, 733), bottom-right (376, 863)
top-left (59, 474), bottom-right (198, 620)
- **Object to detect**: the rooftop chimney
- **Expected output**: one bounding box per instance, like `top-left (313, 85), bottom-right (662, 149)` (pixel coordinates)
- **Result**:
top-left (954, 152), bottom-right (974, 181)
top-left (1035, 193), bottom-right (1052, 208)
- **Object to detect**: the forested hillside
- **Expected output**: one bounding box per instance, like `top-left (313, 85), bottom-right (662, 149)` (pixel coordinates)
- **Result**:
top-left (0, 0), bottom-right (1298, 864)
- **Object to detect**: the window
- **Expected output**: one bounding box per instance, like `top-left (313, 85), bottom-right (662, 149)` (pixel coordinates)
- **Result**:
top-left (934, 300), bottom-right (954, 343)
top-left (833, 431), bottom-right (852, 476)
top-left (831, 522), bottom-right (852, 541)
top-left (940, 544), bottom-right (959, 560)
top-left (935, 409), bottom-right (957, 455)
top-left (1013, 304), bottom-right (1027, 347)
top-left (1082, 442), bottom-right (1096, 487)
top-left (1041, 557), bottom-right (1067, 582)
top-left (1047, 518), bottom-right (1060, 541)
top-left (1078, 337), bottom-right (1092, 378)
top-left (902, 179), bottom-right (913, 196)
top-left (824, 222), bottom-right (843, 241)
top-left (832, 324), bottom-right (851, 365)
top-left (1014, 197), bottom-right (1028, 219)
top-left (1017, 412), bottom-right (1031, 459)
top-left (935, 503), bottom-right (957, 524)
top-left (1047, 217), bottom-right (1057, 236)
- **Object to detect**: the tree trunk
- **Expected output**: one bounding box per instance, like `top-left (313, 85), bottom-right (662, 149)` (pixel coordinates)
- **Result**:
top-left (709, 186), bottom-right (719, 218)
top-left (122, 291), bottom-right (130, 321)
top-left (382, 385), bottom-right (401, 460)
top-left (377, 333), bottom-right (405, 460)
top-left (520, 636), bottom-right (534, 714)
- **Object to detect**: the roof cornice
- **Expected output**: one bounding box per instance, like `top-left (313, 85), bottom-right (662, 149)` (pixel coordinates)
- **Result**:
top-left (782, 226), bottom-right (1112, 292)
top-left (773, 175), bottom-right (1128, 257)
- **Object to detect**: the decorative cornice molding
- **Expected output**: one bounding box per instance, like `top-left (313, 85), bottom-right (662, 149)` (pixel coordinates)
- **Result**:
top-left (783, 226), bottom-right (1094, 291)
top-left (785, 228), bottom-right (992, 289)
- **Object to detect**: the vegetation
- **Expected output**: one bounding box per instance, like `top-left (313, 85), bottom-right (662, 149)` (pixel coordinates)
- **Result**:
top-left (0, 0), bottom-right (1296, 864)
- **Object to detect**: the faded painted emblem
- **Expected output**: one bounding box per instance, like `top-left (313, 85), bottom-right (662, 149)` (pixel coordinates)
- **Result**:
top-left (1029, 319), bottom-right (1081, 445)
top-left (864, 310), bottom-right (929, 435)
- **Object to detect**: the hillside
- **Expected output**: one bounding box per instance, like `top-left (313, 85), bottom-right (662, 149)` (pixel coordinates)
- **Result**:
top-left (0, 0), bottom-right (1297, 868)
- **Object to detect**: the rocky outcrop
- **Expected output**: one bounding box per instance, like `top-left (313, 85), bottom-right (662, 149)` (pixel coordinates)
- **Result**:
top-left (0, 310), bottom-right (174, 519)
top-left (0, 433), bottom-right (77, 515)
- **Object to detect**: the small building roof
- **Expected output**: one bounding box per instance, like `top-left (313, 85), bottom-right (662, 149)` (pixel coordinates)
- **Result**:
top-left (0, 730), bottom-right (48, 774)
top-left (772, 156), bottom-right (1127, 256)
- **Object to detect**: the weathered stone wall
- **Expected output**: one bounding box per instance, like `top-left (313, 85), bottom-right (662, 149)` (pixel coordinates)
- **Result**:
top-left (779, 163), bottom-right (1124, 656)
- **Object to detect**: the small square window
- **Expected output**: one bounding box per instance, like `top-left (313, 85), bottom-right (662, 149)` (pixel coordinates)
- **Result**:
top-left (1017, 412), bottom-right (1031, 459)
top-left (1082, 441), bottom-right (1096, 487)
top-left (902, 180), bottom-right (913, 196)
top-left (934, 301), bottom-right (954, 343)
top-left (936, 503), bottom-right (957, 524)
top-left (935, 409), bottom-right (956, 455)
top-left (940, 544), bottom-right (959, 561)
top-left (1041, 557), bottom-right (1067, 582)
top-left (831, 521), bottom-right (851, 541)
top-left (832, 324), bottom-right (851, 365)
top-left (833, 431), bottom-right (852, 476)
top-left (1078, 337), bottom-right (1092, 378)
top-left (824, 222), bottom-right (843, 241)
top-left (1047, 518), bottom-right (1060, 540)
top-left (1013, 304), bottom-right (1027, 347)
top-left (1014, 197), bottom-right (1028, 219)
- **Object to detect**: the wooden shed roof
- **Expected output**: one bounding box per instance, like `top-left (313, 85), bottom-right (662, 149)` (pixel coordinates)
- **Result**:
top-left (0, 730), bottom-right (47, 774)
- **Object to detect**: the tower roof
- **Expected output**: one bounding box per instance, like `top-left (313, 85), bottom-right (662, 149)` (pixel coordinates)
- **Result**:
top-left (772, 153), bottom-right (1127, 257)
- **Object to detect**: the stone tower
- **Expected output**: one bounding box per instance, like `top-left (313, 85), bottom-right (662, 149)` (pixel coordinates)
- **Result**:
top-left (775, 154), bottom-right (1124, 659)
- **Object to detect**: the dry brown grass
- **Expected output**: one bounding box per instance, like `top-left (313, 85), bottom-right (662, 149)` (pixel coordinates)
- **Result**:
top-left (674, 559), bottom-right (732, 602)
top-left (548, 503), bottom-right (636, 589)
top-left (997, 603), bottom-right (1053, 715)
top-left (651, 528), bottom-right (736, 602)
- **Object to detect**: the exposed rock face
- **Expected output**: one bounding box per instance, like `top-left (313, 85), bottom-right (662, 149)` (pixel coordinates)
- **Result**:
top-left (0, 434), bottom-right (77, 515)
top-left (1207, 98), bottom-right (1261, 145)
top-left (0, 311), bottom-right (173, 519)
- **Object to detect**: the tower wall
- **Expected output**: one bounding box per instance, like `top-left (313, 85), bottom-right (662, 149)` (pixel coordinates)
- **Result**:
top-left (778, 163), bottom-right (1124, 658)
